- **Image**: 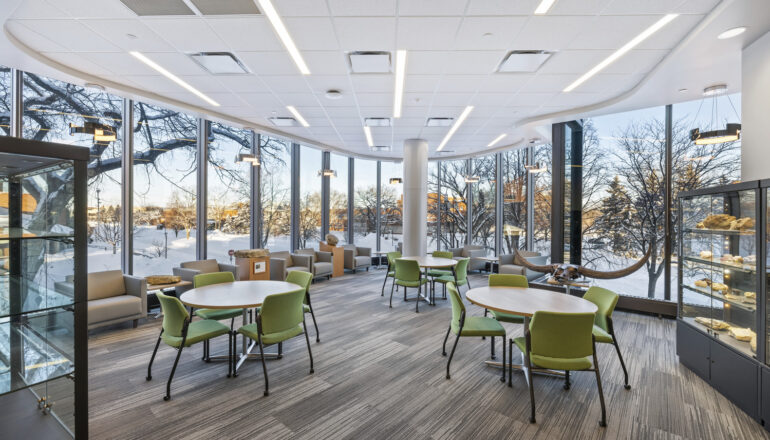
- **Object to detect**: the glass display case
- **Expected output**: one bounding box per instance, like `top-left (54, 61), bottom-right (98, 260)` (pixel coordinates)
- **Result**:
top-left (0, 138), bottom-right (88, 438)
top-left (679, 183), bottom-right (760, 358)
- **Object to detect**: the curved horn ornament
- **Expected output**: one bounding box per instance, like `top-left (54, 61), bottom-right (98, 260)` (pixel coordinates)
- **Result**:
top-left (512, 249), bottom-right (557, 274)
top-left (577, 246), bottom-right (652, 280)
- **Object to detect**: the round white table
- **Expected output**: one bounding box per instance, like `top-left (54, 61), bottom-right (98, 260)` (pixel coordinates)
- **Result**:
top-left (180, 280), bottom-right (302, 371)
top-left (400, 256), bottom-right (458, 309)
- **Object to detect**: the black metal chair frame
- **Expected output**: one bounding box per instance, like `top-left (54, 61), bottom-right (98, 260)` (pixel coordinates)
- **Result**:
top-left (442, 308), bottom-right (506, 383)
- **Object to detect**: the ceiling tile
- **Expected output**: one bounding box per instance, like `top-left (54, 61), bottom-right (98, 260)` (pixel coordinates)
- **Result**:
top-left (10, 0), bottom-right (67, 19)
top-left (41, 52), bottom-right (115, 76)
top-left (537, 50), bottom-right (610, 75)
top-left (637, 14), bottom-right (703, 50)
top-left (443, 51), bottom-right (503, 75)
top-left (512, 16), bottom-right (594, 50)
top-left (5, 21), bottom-right (67, 52)
top-left (79, 19), bottom-right (174, 52)
top-left (273, 0), bottom-right (330, 16)
top-left (569, 15), bottom-right (675, 50)
top-left (206, 17), bottom-right (282, 51)
top-left (14, 19), bottom-right (119, 52)
top-left (56, 0), bottom-right (136, 18)
top-left (260, 75), bottom-right (313, 93)
top-left (398, 0), bottom-right (469, 16)
top-left (430, 93), bottom-right (474, 107)
top-left (403, 92), bottom-right (434, 106)
top-left (406, 52), bottom-right (448, 74)
top-left (324, 106), bottom-right (361, 118)
top-left (316, 92), bottom-right (357, 107)
top-left (404, 75), bottom-right (440, 92)
top-left (397, 17), bottom-right (462, 50)
top-left (454, 17), bottom-right (529, 50)
top-left (239, 52), bottom-right (299, 75)
top-left (549, 0), bottom-right (615, 15)
top-left (328, 0), bottom-right (396, 16)
top-left (284, 17), bottom-right (339, 51)
top-left (355, 93), bottom-right (393, 107)
top-left (475, 74), bottom-right (532, 93)
top-left (333, 17), bottom-right (395, 51)
top-left (78, 52), bottom-right (158, 75)
top-left (143, 18), bottom-right (227, 52)
top-left (218, 75), bottom-right (271, 93)
top-left (350, 74), bottom-right (394, 93)
top-left (303, 51), bottom-right (349, 75)
top-left (305, 75), bottom-right (350, 93)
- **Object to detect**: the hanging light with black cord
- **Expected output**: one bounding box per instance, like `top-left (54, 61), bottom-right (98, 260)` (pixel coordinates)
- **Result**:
top-left (689, 84), bottom-right (741, 145)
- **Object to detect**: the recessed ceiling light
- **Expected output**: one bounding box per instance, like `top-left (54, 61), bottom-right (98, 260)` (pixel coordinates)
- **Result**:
top-left (363, 126), bottom-right (374, 147)
top-left (678, 88), bottom-right (688, 93)
top-left (268, 117), bottom-right (297, 127)
top-left (258, 0), bottom-right (310, 75)
top-left (393, 50), bottom-right (407, 118)
top-left (426, 118), bottom-right (454, 127)
top-left (126, 33), bottom-right (137, 39)
top-left (286, 106), bottom-right (309, 127)
top-left (718, 27), bottom-right (746, 40)
top-left (497, 50), bottom-right (553, 73)
top-left (487, 134), bottom-right (507, 147)
top-left (189, 52), bottom-right (249, 75)
top-left (364, 117), bottom-right (391, 127)
top-left (437, 106), bottom-right (474, 152)
top-left (563, 14), bottom-right (678, 92)
top-left (370, 145), bottom-right (392, 152)
top-left (534, 0), bottom-right (557, 15)
top-left (129, 51), bottom-right (220, 106)
top-left (349, 51), bottom-right (391, 73)
top-left (325, 89), bottom-right (343, 100)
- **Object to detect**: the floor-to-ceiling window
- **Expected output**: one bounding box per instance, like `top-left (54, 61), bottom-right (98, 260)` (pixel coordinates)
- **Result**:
top-left (532, 143), bottom-right (552, 256)
top-left (22, 73), bottom-right (124, 272)
top-left (131, 101), bottom-right (197, 276)
top-left (259, 136), bottom-right (291, 251)
top-left (438, 159), bottom-right (468, 250)
top-left (380, 161), bottom-right (403, 252)
top-left (502, 148), bottom-right (528, 253)
top-left (470, 155), bottom-right (495, 255)
top-left (329, 153), bottom-right (348, 244)
top-left (353, 158), bottom-right (377, 249)
top-left (298, 145), bottom-right (322, 249)
top-left (427, 161), bottom-right (439, 252)
top-left (206, 123), bottom-right (252, 262)
top-left (0, 66), bottom-right (10, 136)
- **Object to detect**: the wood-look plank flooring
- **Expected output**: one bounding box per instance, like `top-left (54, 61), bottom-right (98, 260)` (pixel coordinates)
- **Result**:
top-left (88, 270), bottom-right (770, 440)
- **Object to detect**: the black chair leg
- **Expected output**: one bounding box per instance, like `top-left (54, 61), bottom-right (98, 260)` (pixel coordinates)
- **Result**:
top-left (232, 331), bottom-right (239, 378)
top-left (303, 320), bottom-right (314, 374)
top-left (278, 341), bottom-right (283, 358)
top-left (564, 370), bottom-right (570, 390)
top-left (508, 338), bottom-right (513, 387)
top-left (381, 273), bottom-right (389, 296)
top-left (309, 307), bottom-right (320, 342)
top-left (482, 309), bottom-right (487, 340)
top-left (593, 350), bottom-right (607, 426)
top-left (416, 287), bottom-right (420, 313)
top-left (389, 281), bottom-right (396, 308)
top-left (227, 332), bottom-right (233, 378)
top-left (147, 329), bottom-right (163, 381)
top-left (446, 333), bottom-right (461, 379)
top-left (258, 336), bottom-right (269, 396)
top-left (490, 336), bottom-right (496, 359)
top-left (612, 334), bottom-right (631, 390)
top-left (164, 345), bottom-right (184, 401)
top-left (525, 348), bottom-right (536, 423)
top-left (500, 336), bottom-right (506, 383)
top-left (442, 325), bottom-right (451, 356)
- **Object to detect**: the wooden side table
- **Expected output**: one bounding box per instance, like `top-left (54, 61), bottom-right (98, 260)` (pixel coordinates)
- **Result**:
top-left (320, 242), bottom-right (345, 277)
top-left (235, 255), bottom-right (270, 281)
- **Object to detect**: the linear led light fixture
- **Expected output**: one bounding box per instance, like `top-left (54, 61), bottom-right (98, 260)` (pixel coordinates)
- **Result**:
top-left (393, 50), bottom-right (407, 118)
top-left (534, 0), bottom-right (557, 15)
top-left (363, 126), bottom-right (374, 147)
top-left (129, 51), bottom-right (220, 106)
top-left (286, 106), bottom-right (309, 127)
top-left (258, 0), bottom-right (310, 75)
top-left (563, 14), bottom-right (678, 93)
top-left (487, 134), bottom-right (507, 147)
top-left (436, 106), bottom-right (473, 152)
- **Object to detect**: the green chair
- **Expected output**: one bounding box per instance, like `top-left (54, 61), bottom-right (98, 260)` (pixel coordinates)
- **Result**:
top-left (236, 287), bottom-right (313, 396)
top-left (380, 251), bottom-right (401, 296)
top-left (390, 258), bottom-right (429, 312)
top-left (487, 274), bottom-right (528, 323)
top-left (427, 251), bottom-right (454, 278)
top-left (287, 270), bottom-right (320, 343)
top-left (146, 292), bottom-right (231, 401)
top-left (191, 272), bottom-right (243, 360)
top-left (584, 286), bottom-right (630, 390)
top-left (432, 258), bottom-right (470, 301)
top-left (510, 311), bottom-right (607, 426)
top-left (442, 283), bottom-right (506, 382)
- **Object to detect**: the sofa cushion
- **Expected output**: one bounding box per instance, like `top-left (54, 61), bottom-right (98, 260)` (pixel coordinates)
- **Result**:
top-left (181, 259), bottom-right (219, 274)
top-left (87, 270), bottom-right (126, 301)
top-left (314, 262), bottom-right (332, 275)
top-left (354, 256), bottom-right (371, 267)
top-left (88, 295), bottom-right (142, 325)
top-left (342, 244), bottom-right (357, 256)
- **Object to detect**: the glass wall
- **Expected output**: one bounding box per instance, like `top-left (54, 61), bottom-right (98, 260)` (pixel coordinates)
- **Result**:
top-left (132, 101), bottom-right (197, 277)
top-left (470, 155), bottom-right (495, 255)
top-left (438, 159), bottom-right (468, 250)
top-left (532, 143), bottom-right (552, 256)
top-left (260, 136), bottom-right (291, 251)
top-left (501, 148), bottom-right (527, 253)
top-left (207, 123), bottom-right (252, 262)
top-left (22, 73), bottom-right (124, 272)
top-left (353, 158), bottom-right (378, 249)
top-left (427, 161), bottom-right (439, 252)
top-left (381, 161), bottom-right (403, 252)
top-left (329, 153), bottom-right (348, 244)
top-left (0, 65), bottom-right (9, 136)
top-left (298, 145), bottom-right (322, 249)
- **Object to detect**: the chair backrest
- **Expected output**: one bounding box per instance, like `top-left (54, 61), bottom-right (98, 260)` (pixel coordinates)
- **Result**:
top-left (181, 259), bottom-right (220, 274)
top-left (386, 251), bottom-right (402, 267)
top-left (432, 251), bottom-right (453, 259)
top-left (394, 259), bottom-right (421, 281)
top-left (529, 311), bottom-right (595, 360)
top-left (286, 270), bottom-right (313, 304)
top-left (583, 286), bottom-right (619, 332)
top-left (260, 288), bottom-right (306, 335)
top-left (193, 271), bottom-right (235, 288)
top-left (489, 273), bottom-right (528, 288)
top-left (270, 251), bottom-right (293, 266)
top-left (87, 270), bottom-right (126, 300)
top-left (156, 292), bottom-right (189, 338)
top-left (454, 258), bottom-right (470, 282)
top-left (447, 282), bottom-right (465, 328)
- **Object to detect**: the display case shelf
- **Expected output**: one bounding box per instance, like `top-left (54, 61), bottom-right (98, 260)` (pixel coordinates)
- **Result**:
top-left (683, 228), bottom-right (756, 236)
top-left (682, 285), bottom-right (756, 312)
top-left (681, 317), bottom-right (757, 358)
top-left (682, 256), bottom-right (757, 274)
top-left (0, 229), bottom-right (74, 241)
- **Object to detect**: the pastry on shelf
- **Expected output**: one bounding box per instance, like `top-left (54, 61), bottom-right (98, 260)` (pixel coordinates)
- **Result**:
top-left (694, 279), bottom-right (710, 288)
top-left (744, 255), bottom-right (757, 264)
top-left (694, 316), bottom-right (730, 330)
top-left (729, 327), bottom-right (756, 342)
top-left (729, 217), bottom-right (755, 231)
top-left (699, 250), bottom-right (713, 260)
top-left (696, 214), bottom-right (736, 230)
top-left (719, 253), bottom-right (732, 262)
top-left (724, 293), bottom-right (755, 304)
top-left (711, 282), bottom-right (728, 292)
top-left (751, 334), bottom-right (757, 352)
top-left (731, 255), bottom-right (744, 265)
top-left (745, 291), bottom-right (756, 299)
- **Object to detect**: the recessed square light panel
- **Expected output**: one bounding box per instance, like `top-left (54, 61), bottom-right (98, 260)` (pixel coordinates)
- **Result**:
top-left (426, 118), bottom-right (454, 127)
top-left (364, 118), bottom-right (391, 127)
top-left (189, 52), bottom-right (250, 75)
top-left (349, 51), bottom-right (392, 74)
top-left (268, 117), bottom-right (297, 127)
top-left (497, 50), bottom-right (554, 73)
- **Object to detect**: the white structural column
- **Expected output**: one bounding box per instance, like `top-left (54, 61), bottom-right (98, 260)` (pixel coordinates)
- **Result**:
top-left (741, 31), bottom-right (770, 181)
top-left (402, 139), bottom-right (429, 256)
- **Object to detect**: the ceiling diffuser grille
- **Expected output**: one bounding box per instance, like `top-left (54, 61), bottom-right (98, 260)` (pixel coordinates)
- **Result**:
top-left (119, 0), bottom-right (195, 16)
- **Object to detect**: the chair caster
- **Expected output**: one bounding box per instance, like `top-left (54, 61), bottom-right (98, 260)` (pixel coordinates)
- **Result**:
top-left (146, 376), bottom-right (152, 381)
top-left (529, 417), bottom-right (536, 424)
top-left (490, 355), bottom-right (496, 360)
top-left (499, 377), bottom-right (505, 383)
top-left (563, 384), bottom-right (570, 390)
top-left (163, 395), bottom-right (170, 401)
top-left (442, 351), bottom-right (446, 356)
top-left (316, 337), bottom-right (320, 343)
top-left (445, 374), bottom-right (451, 380)
top-left (599, 420), bottom-right (606, 427)
top-left (624, 384), bottom-right (631, 390)
top-left (263, 391), bottom-right (269, 397)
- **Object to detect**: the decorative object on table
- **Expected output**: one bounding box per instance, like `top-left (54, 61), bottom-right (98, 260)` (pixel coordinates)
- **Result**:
top-left (689, 84), bottom-right (741, 146)
top-left (325, 234), bottom-right (339, 246)
top-left (234, 249), bottom-right (270, 281)
top-left (145, 275), bottom-right (181, 285)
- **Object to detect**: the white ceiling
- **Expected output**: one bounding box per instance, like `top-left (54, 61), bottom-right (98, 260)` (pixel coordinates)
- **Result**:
top-left (1, 0), bottom-right (768, 159)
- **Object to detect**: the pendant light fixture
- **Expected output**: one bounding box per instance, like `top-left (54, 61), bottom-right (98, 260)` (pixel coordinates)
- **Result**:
top-left (69, 122), bottom-right (116, 142)
top-left (689, 84), bottom-right (741, 146)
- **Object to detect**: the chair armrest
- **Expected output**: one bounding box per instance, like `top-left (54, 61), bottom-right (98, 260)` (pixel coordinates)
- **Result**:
top-left (123, 274), bottom-right (147, 318)
top-left (357, 247), bottom-right (372, 257)
top-left (498, 254), bottom-right (514, 265)
top-left (270, 258), bottom-right (287, 280)
top-left (467, 249), bottom-right (486, 259)
top-left (291, 254), bottom-right (313, 270)
top-left (172, 267), bottom-right (201, 282)
top-left (498, 264), bottom-right (526, 276)
top-left (343, 249), bottom-right (355, 268)
top-left (218, 263), bottom-right (238, 279)
top-left (317, 251), bottom-right (332, 263)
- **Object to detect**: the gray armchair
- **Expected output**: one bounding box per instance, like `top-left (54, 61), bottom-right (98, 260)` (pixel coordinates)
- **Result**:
top-left (342, 244), bottom-right (372, 272)
top-left (269, 251), bottom-right (312, 281)
top-left (498, 251), bottom-right (549, 281)
top-left (55, 270), bottom-right (147, 330)
top-left (173, 259), bottom-right (238, 294)
top-left (295, 248), bottom-right (333, 280)
top-left (449, 245), bottom-right (488, 272)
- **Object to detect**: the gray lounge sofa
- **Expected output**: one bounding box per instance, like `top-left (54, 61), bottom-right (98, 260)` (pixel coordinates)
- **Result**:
top-left (498, 251), bottom-right (549, 281)
top-left (342, 244), bottom-right (372, 272)
top-left (295, 248), bottom-right (333, 280)
top-left (449, 245), bottom-right (488, 272)
top-left (269, 251), bottom-right (312, 281)
top-left (173, 259), bottom-right (238, 295)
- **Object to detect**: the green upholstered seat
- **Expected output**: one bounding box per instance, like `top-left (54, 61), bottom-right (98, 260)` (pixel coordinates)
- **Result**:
top-left (428, 251), bottom-right (454, 277)
top-left (488, 274), bottom-right (529, 324)
top-left (236, 287), bottom-right (314, 396)
top-left (390, 258), bottom-right (428, 312)
top-left (583, 286), bottom-right (630, 389)
top-left (381, 252), bottom-right (402, 296)
top-left (592, 325), bottom-right (613, 343)
top-left (510, 310), bottom-right (606, 426)
top-left (442, 283), bottom-right (506, 381)
top-left (192, 272), bottom-right (242, 324)
top-left (147, 292), bottom-right (232, 401)
top-left (434, 258), bottom-right (469, 287)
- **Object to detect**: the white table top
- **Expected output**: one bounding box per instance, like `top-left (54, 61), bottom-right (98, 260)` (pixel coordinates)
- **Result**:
top-left (179, 280), bottom-right (302, 309)
top-left (465, 286), bottom-right (597, 318)
top-left (400, 256), bottom-right (458, 268)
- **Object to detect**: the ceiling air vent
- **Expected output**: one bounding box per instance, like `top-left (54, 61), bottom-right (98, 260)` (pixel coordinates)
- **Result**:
top-left (119, 0), bottom-right (195, 16)
top-left (364, 118), bottom-right (391, 127)
top-left (370, 145), bottom-right (392, 152)
top-left (348, 52), bottom-right (392, 74)
top-left (190, 0), bottom-right (260, 15)
top-left (497, 50), bottom-right (553, 73)
top-left (268, 117), bottom-right (297, 127)
top-left (426, 118), bottom-right (454, 127)
top-left (189, 52), bottom-right (250, 75)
